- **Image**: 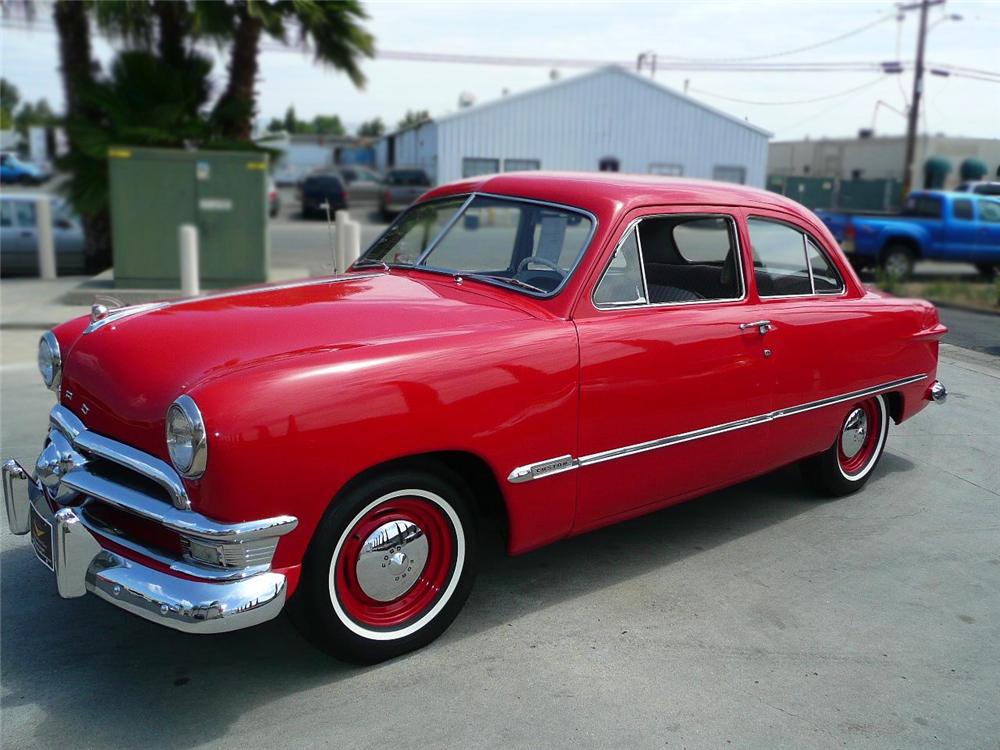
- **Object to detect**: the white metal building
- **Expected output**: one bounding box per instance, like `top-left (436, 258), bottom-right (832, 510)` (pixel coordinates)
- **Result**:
top-left (374, 66), bottom-right (770, 186)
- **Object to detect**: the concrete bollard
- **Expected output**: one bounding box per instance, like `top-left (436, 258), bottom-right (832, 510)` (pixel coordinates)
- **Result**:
top-left (178, 224), bottom-right (200, 297)
top-left (344, 220), bottom-right (362, 268)
top-left (35, 197), bottom-right (57, 280)
top-left (334, 210), bottom-right (350, 273)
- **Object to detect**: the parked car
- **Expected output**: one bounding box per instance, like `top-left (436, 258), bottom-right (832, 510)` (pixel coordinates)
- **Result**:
top-left (816, 190), bottom-right (1000, 278)
top-left (3, 173), bottom-right (948, 664)
top-left (267, 177), bottom-right (280, 218)
top-left (0, 152), bottom-right (50, 185)
top-left (337, 165), bottom-right (382, 205)
top-left (379, 167), bottom-right (432, 220)
top-left (954, 181), bottom-right (1000, 196)
top-left (299, 171), bottom-right (348, 219)
top-left (0, 194), bottom-right (86, 275)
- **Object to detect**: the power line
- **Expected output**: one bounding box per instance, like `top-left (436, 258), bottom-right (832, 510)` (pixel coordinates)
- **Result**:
top-left (689, 76), bottom-right (889, 106)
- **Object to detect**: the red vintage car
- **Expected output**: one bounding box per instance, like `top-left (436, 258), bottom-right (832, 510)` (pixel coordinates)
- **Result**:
top-left (3, 173), bottom-right (948, 663)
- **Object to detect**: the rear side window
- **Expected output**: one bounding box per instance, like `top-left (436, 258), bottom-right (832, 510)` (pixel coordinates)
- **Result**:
top-left (953, 199), bottom-right (974, 220)
top-left (748, 218), bottom-right (842, 296)
top-left (980, 201), bottom-right (1000, 223)
top-left (903, 195), bottom-right (942, 218)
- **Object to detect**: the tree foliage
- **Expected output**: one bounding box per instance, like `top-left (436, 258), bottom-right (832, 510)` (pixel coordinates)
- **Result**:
top-left (397, 109), bottom-right (431, 131)
top-left (357, 117), bottom-right (384, 137)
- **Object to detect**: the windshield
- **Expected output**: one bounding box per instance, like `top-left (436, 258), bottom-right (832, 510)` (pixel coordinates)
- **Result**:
top-left (361, 195), bottom-right (594, 296)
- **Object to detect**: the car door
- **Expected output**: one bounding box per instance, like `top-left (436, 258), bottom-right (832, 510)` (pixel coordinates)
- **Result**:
top-left (975, 199), bottom-right (1000, 262)
top-left (742, 211), bottom-right (890, 464)
top-left (949, 197), bottom-right (979, 257)
top-left (572, 207), bottom-right (773, 528)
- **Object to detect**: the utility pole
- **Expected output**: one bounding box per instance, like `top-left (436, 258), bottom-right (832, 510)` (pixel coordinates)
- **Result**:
top-left (899, 0), bottom-right (944, 198)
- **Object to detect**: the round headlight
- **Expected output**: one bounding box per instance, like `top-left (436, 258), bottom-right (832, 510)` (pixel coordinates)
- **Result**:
top-left (165, 395), bottom-right (207, 478)
top-left (38, 331), bottom-right (62, 391)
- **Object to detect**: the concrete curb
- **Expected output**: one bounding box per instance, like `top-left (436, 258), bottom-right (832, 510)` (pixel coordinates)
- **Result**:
top-left (930, 299), bottom-right (1000, 318)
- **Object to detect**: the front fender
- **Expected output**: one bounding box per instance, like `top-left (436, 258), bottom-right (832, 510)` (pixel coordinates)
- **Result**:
top-left (189, 320), bottom-right (581, 570)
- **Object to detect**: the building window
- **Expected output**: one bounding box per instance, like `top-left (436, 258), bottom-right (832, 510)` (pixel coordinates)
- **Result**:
top-left (648, 163), bottom-right (683, 176)
top-left (503, 159), bottom-right (540, 172)
top-left (599, 157), bottom-right (620, 172)
top-left (462, 158), bottom-right (500, 178)
top-left (712, 165), bottom-right (746, 184)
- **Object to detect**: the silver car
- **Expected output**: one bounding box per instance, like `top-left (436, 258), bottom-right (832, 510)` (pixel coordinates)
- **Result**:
top-left (379, 167), bottom-right (432, 220)
top-left (0, 194), bottom-right (86, 275)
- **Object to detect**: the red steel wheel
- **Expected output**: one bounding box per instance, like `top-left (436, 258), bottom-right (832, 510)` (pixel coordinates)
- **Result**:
top-left (329, 489), bottom-right (464, 639)
top-left (837, 397), bottom-right (884, 478)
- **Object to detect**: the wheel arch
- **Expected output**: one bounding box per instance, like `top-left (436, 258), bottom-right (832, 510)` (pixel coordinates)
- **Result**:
top-left (880, 235), bottom-right (922, 260)
top-left (329, 450), bottom-right (509, 548)
top-left (883, 390), bottom-right (904, 425)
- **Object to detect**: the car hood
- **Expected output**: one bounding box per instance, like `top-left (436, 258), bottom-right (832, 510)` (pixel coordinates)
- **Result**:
top-left (59, 271), bottom-right (537, 455)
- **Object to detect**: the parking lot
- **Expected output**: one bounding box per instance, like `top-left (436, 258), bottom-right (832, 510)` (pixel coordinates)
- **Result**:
top-left (1, 326), bottom-right (997, 748)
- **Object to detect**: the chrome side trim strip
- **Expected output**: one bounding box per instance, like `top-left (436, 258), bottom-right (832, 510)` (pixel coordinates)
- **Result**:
top-left (507, 374), bottom-right (928, 483)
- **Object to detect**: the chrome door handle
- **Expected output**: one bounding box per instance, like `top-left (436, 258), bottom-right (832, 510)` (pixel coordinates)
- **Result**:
top-left (739, 320), bottom-right (772, 335)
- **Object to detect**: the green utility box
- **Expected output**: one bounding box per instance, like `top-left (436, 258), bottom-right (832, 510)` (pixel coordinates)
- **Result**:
top-left (108, 146), bottom-right (269, 288)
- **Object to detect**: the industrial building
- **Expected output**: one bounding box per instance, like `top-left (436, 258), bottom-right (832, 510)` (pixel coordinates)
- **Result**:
top-left (373, 66), bottom-right (770, 186)
top-left (768, 134), bottom-right (1000, 188)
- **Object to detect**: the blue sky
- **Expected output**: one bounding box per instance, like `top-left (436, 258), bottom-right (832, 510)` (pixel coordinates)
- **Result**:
top-left (2, 0), bottom-right (997, 140)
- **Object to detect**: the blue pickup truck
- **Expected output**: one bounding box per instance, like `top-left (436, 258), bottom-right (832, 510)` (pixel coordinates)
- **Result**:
top-left (816, 190), bottom-right (1000, 279)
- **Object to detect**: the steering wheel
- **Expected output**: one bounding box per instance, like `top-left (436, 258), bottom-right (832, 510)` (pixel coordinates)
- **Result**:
top-left (516, 256), bottom-right (562, 274)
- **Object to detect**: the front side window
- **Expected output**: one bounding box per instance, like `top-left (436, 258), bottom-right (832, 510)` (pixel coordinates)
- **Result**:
top-left (363, 195), bottom-right (593, 296)
top-left (979, 201), bottom-right (1000, 223)
top-left (462, 158), bottom-right (499, 178)
top-left (594, 228), bottom-right (646, 307)
top-left (593, 214), bottom-right (742, 308)
top-left (748, 218), bottom-right (843, 296)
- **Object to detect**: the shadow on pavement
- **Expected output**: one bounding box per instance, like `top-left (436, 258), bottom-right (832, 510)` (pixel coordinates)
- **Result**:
top-left (0, 458), bottom-right (915, 748)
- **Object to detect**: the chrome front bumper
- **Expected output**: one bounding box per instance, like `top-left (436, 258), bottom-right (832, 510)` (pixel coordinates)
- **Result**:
top-left (3, 459), bottom-right (289, 634)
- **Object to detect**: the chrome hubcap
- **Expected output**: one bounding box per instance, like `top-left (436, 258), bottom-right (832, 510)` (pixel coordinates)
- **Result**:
top-left (841, 407), bottom-right (868, 458)
top-left (355, 520), bottom-right (428, 602)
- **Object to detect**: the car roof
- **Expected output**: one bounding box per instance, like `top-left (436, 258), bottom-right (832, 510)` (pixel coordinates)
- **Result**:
top-left (422, 171), bottom-right (806, 216)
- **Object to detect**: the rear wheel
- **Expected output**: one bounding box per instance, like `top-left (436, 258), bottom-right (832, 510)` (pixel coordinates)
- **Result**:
top-left (292, 467), bottom-right (477, 664)
top-left (800, 395), bottom-right (889, 497)
top-left (881, 244), bottom-right (915, 280)
top-left (975, 262), bottom-right (997, 280)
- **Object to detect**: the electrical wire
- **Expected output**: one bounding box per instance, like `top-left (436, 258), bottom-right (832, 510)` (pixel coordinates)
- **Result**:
top-left (689, 76), bottom-right (889, 106)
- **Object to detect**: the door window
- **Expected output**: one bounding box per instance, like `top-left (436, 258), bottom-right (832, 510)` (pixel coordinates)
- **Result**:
top-left (14, 202), bottom-right (36, 228)
top-left (953, 199), bottom-right (974, 221)
top-left (748, 217), bottom-right (843, 296)
top-left (980, 201), bottom-right (1000, 223)
top-left (593, 228), bottom-right (646, 307)
top-left (594, 215), bottom-right (743, 307)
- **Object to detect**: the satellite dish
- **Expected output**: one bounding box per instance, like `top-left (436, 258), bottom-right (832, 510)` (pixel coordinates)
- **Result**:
top-left (458, 91), bottom-right (476, 108)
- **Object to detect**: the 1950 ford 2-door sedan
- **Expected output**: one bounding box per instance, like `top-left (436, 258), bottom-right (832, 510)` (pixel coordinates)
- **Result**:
top-left (3, 173), bottom-right (948, 663)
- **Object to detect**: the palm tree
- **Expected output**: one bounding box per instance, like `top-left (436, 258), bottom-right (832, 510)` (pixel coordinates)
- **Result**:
top-left (211, 1), bottom-right (374, 140)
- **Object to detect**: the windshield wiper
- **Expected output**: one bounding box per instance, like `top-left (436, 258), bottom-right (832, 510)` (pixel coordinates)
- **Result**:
top-left (352, 257), bottom-right (390, 271)
top-left (465, 273), bottom-right (548, 295)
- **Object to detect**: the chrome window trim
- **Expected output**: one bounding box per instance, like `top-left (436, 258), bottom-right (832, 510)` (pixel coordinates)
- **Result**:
top-left (507, 373), bottom-right (927, 483)
top-left (592, 213), bottom-right (747, 311)
top-left (747, 215), bottom-right (847, 300)
top-left (364, 191), bottom-right (599, 300)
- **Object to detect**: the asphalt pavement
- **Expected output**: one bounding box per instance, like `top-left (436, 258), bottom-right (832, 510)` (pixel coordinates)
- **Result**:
top-left (1, 333), bottom-right (998, 749)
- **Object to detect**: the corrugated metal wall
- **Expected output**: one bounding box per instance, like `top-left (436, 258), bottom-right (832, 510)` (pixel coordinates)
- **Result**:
top-left (391, 122), bottom-right (439, 181)
top-left (435, 67), bottom-right (769, 186)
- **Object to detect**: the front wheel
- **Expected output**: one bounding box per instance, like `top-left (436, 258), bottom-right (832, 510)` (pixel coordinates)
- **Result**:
top-left (292, 467), bottom-right (477, 663)
top-left (800, 394), bottom-right (889, 497)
